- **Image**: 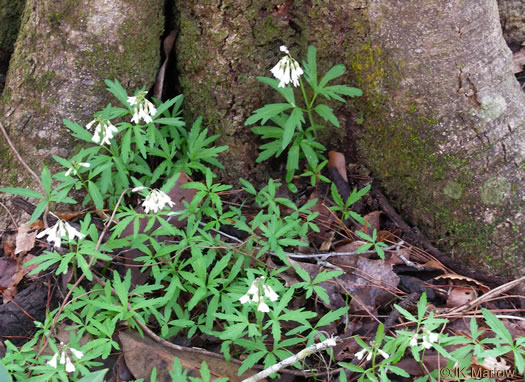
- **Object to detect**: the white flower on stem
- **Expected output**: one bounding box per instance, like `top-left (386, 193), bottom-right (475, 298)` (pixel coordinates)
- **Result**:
top-left (263, 284), bottom-right (279, 302)
top-left (355, 348), bottom-right (367, 361)
top-left (47, 352), bottom-right (59, 368)
top-left (86, 117), bottom-right (118, 146)
top-left (422, 329), bottom-right (438, 349)
top-left (239, 276), bottom-right (279, 313)
top-left (128, 90), bottom-right (157, 124)
top-left (65, 161), bottom-right (90, 177)
top-left (64, 356), bottom-right (75, 373)
top-left (140, 188), bottom-right (175, 214)
top-left (377, 349), bottom-right (390, 359)
top-left (47, 344), bottom-right (83, 373)
top-left (257, 301), bottom-right (270, 313)
top-left (409, 333), bottom-right (418, 347)
top-left (37, 219), bottom-right (85, 248)
top-left (270, 45), bottom-right (304, 88)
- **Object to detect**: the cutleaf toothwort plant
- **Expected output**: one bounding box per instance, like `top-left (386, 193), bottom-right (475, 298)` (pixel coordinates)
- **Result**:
top-left (245, 45), bottom-right (362, 184)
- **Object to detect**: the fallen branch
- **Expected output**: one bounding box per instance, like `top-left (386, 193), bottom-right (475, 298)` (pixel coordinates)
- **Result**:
top-left (241, 336), bottom-right (338, 382)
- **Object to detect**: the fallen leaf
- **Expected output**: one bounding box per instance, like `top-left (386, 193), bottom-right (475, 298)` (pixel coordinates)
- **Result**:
top-left (446, 286), bottom-right (476, 308)
top-left (0, 258), bottom-right (16, 288)
top-left (119, 331), bottom-right (261, 381)
top-left (356, 211), bottom-right (381, 236)
top-left (307, 192), bottom-right (335, 248)
top-left (15, 224), bottom-right (37, 254)
top-left (434, 274), bottom-right (489, 293)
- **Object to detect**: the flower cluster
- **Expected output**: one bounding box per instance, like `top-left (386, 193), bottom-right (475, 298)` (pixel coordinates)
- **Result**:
top-left (239, 276), bottom-right (279, 313)
top-left (128, 90), bottom-right (157, 124)
top-left (355, 346), bottom-right (389, 362)
top-left (270, 45), bottom-right (304, 88)
top-left (410, 328), bottom-right (439, 349)
top-left (133, 187), bottom-right (175, 214)
top-left (36, 218), bottom-right (85, 248)
top-left (47, 343), bottom-right (84, 373)
top-left (86, 116), bottom-right (118, 146)
top-left (65, 161), bottom-right (90, 177)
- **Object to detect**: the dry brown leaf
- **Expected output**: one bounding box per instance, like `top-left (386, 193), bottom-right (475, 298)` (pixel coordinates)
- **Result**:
top-left (2, 237), bottom-right (15, 258)
top-left (434, 274), bottom-right (489, 293)
top-left (331, 241), bottom-right (369, 268)
top-left (446, 286), bottom-right (476, 308)
top-left (0, 258), bottom-right (17, 288)
top-left (327, 151), bottom-right (348, 182)
top-left (119, 331), bottom-right (261, 381)
top-left (307, 192), bottom-right (335, 248)
top-left (15, 224), bottom-right (37, 255)
top-left (357, 211), bottom-right (381, 236)
top-left (339, 257), bottom-right (400, 312)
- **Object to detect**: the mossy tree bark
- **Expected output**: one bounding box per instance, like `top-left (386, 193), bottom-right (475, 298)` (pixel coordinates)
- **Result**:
top-left (174, 0), bottom-right (524, 278)
top-left (0, 0), bottom-right (164, 218)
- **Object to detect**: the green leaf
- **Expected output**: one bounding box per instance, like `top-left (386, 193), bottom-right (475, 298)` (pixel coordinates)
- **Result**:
top-left (339, 362), bottom-right (364, 373)
top-left (0, 187), bottom-right (45, 199)
top-left (313, 270), bottom-right (343, 284)
top-left (63, 119), bottom-right (93, 143)
top-left (245, 103), bottom-right (293, 126)
top-left (41, 165), bottom-right (52, 195)
top-left (88, 181), bottom-right (104, 209)
top-left (303, 45), bottom-right (318, 90)
top-left (77, 369), bottom-right (108, 382)
top-left (240, 178), bottom-right (256, 195)
top-left (300, 140), bottom-right (319, 169)
top-left (257, 76), bottom-right (295, 105)
top-left (286, 143), bottom-right (300, 182)
top-left (319, 85), bottom-right (362, 102)
top-left (0, 359), bottom-right (12, 382)
top-left (282, 108), bottom-right (304, 149)
top-left (28, 200), bottom-right (48, 224)
top-left (314, 104), bottom-right (339, 127)
top-left (482, 308), bottom-right (513, 344)
top-left (105, 79), bottom-right (129, 106)
top-left (317, 307), bottom-right (347, 327)
top-left (319, 64), bottom-right (346, 88)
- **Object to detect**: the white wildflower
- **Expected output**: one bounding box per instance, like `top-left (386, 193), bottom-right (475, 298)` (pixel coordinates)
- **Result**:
top-left (239, 276), bottom-right (279, 312)
top-left (141, 189), bottom-right (175, 214)
top-left (422, 329), bottom-right (438, 349)
top-left (355, 348), bottom-right (367, 361)
top-left (128, 90), bottom-right (157, 124)
top-left (270, 45), bottom-right (304, 88)
top-left (69, 347), bottom-right (84, 359)
top-left (47, 352), bottom-right (59, 368)
top-left (263, 284), bottom-right (279, 302)
top-left (64, 355), bottom-right (75, 373)
top-left (355, 346), bottom-right (388, 362)
top-left (409, 333), bottom-right (418, 347)
top-left (37, 219), bottom-right (85, 248)
top-left (65, 161), bottom-right (90, 177)
top-left (86, 117), bottom-right (118, 146)
top-left (257, 301), bottom-right (270, 313)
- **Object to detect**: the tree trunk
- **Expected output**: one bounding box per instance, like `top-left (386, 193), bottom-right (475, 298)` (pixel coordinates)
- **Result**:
top-left (0, 0), bottom-right (164, 198)
top-left (174, 0), bottom-right (524, 278)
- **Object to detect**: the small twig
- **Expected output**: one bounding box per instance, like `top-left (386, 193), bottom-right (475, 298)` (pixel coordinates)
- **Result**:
top-left (447, 275), bottom-right (525, 314)
top-left (0, 121), bottom-right (43, 189)
top-left (241, 336), bottom-right (338, 382)
top-left (0, 201), bottom-right (17, 227)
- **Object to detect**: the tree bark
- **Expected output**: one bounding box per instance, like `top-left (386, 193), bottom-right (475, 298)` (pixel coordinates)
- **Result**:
top-left (0, 0), bottom-right (164, 200)
top-left (174, 0), bottom-right (524, 278)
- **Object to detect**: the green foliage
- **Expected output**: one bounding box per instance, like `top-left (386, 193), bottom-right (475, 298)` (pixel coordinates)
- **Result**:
top-left (246, 45), bottom-right (362, 183)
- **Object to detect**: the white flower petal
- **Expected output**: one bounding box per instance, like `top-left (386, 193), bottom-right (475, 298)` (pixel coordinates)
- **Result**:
top-left (47, 353), bottom-right (59, 368)
top-left (263, 285), bottom-right (279, 302)
top-left (239, 294), bottom-right (250, 304)
top-left (280, 45), bottom-right (290, 54)
top-left (355, 348), bottom-right (367, 361)
top-left (69, 347), bottom-right (84, 359)
top-left (65, 356), bottom-right (75, 373)
top-left (257, 301), bottom-right (269, 312)
top-left (59, 351), bottom-right (66, 365)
